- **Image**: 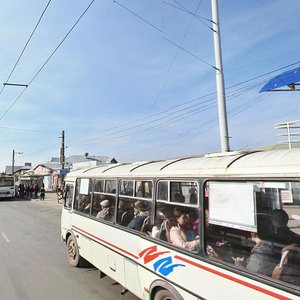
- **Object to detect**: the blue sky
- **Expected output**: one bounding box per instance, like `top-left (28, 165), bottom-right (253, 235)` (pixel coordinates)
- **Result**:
top-left (1, 0), bottom-right (300, 171)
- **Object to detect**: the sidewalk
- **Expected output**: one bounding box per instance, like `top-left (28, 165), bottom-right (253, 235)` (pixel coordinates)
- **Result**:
top-left (30, 191), bottom-right (63, 209)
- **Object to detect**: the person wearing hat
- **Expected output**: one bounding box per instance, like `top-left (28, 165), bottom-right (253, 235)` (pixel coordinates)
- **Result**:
top-left (96, 199), bottom-right (113, 221)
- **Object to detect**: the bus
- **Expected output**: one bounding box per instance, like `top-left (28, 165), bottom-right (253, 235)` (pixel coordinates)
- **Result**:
top-left (0, 175), bottom-right (15, 198)
top-left (61, 149), bottom-right (300, 300)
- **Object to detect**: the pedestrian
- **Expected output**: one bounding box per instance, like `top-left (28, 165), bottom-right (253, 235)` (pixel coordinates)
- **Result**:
top-left (34, 183), bottom-right (39, 199)
top-left (40, 185), bottom-right (45, 201)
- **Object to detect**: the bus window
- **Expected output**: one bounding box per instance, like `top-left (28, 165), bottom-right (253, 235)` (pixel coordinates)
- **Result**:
top-left (170, 181), bottom-right (198, 204)
top-left (135, 180), bottom-right (153, 199)
top-left (117, 197), bottom-right (134, 226)
top-left (94, 180), bottom-right (104, 193)
top-left (95, 195), bottom-right (115, 222)
top-left (74, 178), bottom-right (92, 215)
top-left (92, 179), bottom-right (116, 222)
top-left (105, 180), bottom-right (116, 194)
top-left (152, 199), bottom-right (200, 251)
top-left (205, 180), bottom-right (300, 285)
top-left (118, 196), bottom-right (152, 233)
top-left (64, 184), bottom-right (74, 210)
top-left (120, 180), bottom-right (133, 196)
top-left (157, 181), bottom-right (168, 201)
top-left (91, 194), bottom-right (102, 216)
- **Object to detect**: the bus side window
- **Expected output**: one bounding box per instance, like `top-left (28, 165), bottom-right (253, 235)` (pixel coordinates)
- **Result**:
top-left (95, 195), bottom-right (116, 222)
top-left (74, 178), bottom-right (92, 214)
top-left (92, 179), bottom-right (117, 222)
top-left (64, 184), bottom-right (74, 209)
top-left (153, 201), bottom-right (200, 252)
top-left (117, 197), bottom-right (134, 226)
top-left (157, 181), bottom-right (168, 201)
top-left (127, 200), bottom-right (151, 232)
top-left (170, 181), bottom-right (198, 204)
top-left (91, 194), bottom-right (103, 217)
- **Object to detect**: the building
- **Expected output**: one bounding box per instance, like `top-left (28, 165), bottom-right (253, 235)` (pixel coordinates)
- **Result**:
top-left (10, 154), bottom-right (117, 191)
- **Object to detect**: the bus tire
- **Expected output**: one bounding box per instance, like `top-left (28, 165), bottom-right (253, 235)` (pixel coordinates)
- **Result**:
top-left (66, 234), bottom-right (82, 267)
top-left (154, 289), bottom-right (176, 300)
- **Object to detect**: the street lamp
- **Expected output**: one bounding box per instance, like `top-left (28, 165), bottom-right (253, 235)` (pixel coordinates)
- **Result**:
top-left (12, 149), bottom-right (23, 175)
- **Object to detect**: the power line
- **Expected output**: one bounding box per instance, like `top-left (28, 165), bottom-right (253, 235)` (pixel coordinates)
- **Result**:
top-left (0, 0), bottom-right (95, 122)
top-left (113, 0), bottom-right (162, 33)
top-left (0, 0), bottom-right (53, 97)
top-left (0, 125), bottom-right (57, 134)
top-left (113, 0), bottom-right (214, 68)
top-left (166, 0), bottom-right (213, 30)
top-left (115, 0), bottom-right (204, 157)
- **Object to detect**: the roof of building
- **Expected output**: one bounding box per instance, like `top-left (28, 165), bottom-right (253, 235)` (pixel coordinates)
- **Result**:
top-left (66, 155), bottom-right (117, 164)
top-left (5, 166), bottom-right (31, 175)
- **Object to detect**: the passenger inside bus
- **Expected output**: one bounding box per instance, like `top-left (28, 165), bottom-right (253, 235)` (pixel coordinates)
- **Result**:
top-left (127, 200), bottom-right (149, 231)
top-left (231, 214), bottom-right (280, 276)
top-left (169, 208), bottom-right (200, 251)
top-left (244, 231), bottom-right (278, 276)
top-left (205, 210), bottom-right (229, 260)
top-left (153, 205), bottom-right (173, 241)
top-left (271, 209), bottom-right (300, 246)
top-left (272, 245), bottom-right (300, 286)
top-left (79, 195), bottom-right (91, 213)
top-left (96, 199), bottom-right (114, 221)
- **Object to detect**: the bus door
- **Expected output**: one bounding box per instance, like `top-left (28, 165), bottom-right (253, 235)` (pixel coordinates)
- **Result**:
top-left (61, 183), bottom-right (74, 239)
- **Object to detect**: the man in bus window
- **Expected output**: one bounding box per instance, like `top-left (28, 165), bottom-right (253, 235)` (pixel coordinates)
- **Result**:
top-left (96, 199), bottom-right (114, 221)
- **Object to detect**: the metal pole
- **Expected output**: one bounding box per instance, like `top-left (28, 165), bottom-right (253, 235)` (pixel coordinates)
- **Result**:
top-left (211, 0), bottom-right (230, 152)
top-left (12, 149), bottom-right (15, 175)
top-left (60, 130), bottom-right (65, 188)
top-left (60, 130), bottom-right (65, 170)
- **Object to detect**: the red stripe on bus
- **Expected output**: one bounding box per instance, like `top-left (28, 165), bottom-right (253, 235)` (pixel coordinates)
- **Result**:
top-left (174, 255), bottom-right (292, 300)
top-left (70, 226), bottom-right (292, 299)
top-left (72, 225), bottom-right (139, 259)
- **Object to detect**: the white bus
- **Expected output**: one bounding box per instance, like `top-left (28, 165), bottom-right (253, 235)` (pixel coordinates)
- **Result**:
top-left (0, 175), bottom-right (15, 198)
top-left (61, 149), bottom-right (300, 300)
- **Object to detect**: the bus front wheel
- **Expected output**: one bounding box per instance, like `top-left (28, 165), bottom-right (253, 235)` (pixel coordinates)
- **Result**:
top-left (67, 235), bottom-right (82, 267)
top-left (154, 289), bottom-right (176, 300)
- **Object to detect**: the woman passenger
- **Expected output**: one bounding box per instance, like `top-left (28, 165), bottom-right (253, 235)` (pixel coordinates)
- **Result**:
top-left (169, 208), bottom-right (200, 251)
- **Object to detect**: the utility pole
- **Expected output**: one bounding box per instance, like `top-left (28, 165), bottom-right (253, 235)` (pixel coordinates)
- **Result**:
top-left (12, 149), bottom-right (15, 175)
top-left (60, 130), bottom-right (65, 170)
top-left (211, 0), bottom-right (230, 152)
top-left (12, 149), bottom-right (23, 175)
top-left (59, 130), bottom-right (65, 189)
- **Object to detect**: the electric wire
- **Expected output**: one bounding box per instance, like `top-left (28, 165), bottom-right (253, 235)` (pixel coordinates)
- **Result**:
top-left (0, 0), bottom-right (95, 122)
top-left (115, 0), bottom-right (204, 157)
top-left (0, 0), bottom-right (52, 97)
top-left (2, 1), bottom-right (299, 159)
top-left (113, 0), bottom-right (214, 68)
top-left (166, 0), bottom-right (213, 31)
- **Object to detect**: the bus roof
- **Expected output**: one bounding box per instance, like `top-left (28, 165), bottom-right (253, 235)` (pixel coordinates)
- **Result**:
top-left (65, 149), bottom-right (300, 179)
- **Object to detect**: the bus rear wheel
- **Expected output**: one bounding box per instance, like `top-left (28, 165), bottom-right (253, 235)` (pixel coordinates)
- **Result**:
top-left (67, 235), bottom-right (82, 267)
top-left (154, 289), bottom-right (176, 300)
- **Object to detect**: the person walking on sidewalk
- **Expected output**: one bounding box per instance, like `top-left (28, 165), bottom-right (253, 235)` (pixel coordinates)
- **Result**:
top-left (40, 185), bottom-right (45, 201)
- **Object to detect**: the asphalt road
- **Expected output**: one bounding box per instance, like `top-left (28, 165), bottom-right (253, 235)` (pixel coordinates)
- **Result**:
top-left (0, 197), bottom-right (139, 300)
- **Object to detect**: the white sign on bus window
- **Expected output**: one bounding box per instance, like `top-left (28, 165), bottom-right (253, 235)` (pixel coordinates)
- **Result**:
top-left (209, 182), bottom-right (256, 232)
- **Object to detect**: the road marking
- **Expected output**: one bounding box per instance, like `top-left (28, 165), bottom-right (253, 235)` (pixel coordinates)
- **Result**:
top-left (1, 232), bottom-right (10, 243)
